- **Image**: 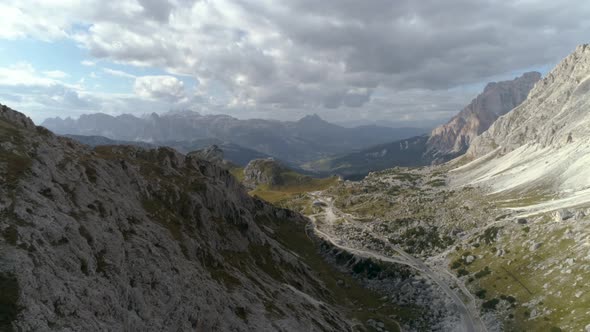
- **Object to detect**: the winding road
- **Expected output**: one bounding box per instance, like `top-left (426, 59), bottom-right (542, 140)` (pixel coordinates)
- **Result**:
top-left (307, 192), bottom-right (487, 332)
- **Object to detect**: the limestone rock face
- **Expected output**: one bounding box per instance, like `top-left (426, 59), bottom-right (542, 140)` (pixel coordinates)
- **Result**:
top-left (454, 45), bottom-right (590, 208)
top-left (187, 144), bottom-right (225, 165)
top-left (0, 105), bottom-right (353, 331)
top-left (468, 45), bottom-right (590, 158)
top-left (243, 158), bottom-right (288, 189)
top-left (426, 72), bottom-right (541, 163)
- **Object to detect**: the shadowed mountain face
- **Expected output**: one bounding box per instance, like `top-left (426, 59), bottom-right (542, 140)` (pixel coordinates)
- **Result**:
top-left (305, 72), bottom-right (541, 178)
top-left (0, 103), bottom-right (409, 331)
top-left (42, 112), bottom-right (425, 164)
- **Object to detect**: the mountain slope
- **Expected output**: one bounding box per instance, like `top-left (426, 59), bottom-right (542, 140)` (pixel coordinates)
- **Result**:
top-left (0, 104), bottom-right (406, 331)
top-left (454, 44), bottom-right (590, 212)
top-left (426, 71), bottom-right (541, 163)
top-left (440, 45), bottom-right (590, 331)
top-left (42, 112), bottom-right (424, 164)
top-left (307, 72), bottom-right (540, 178)
top-left (304, 136), bottom-right (430, 180)
top-left (239, 158), bottom-right (339, 203)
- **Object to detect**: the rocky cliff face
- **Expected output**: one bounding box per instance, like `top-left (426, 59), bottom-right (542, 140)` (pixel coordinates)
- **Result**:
top-left (426, 71), bottom-right (541, 163)
top-left (187, 144), bottom-right (225, 165)
top-left (242, 158), bottom-right (312, 190)
top-left (455, 44), bottom-right (590, 209)
top-left (468, 45), bottom-right (590, 158)
top-left (243, 158), bottom-right (286, 189)
top-left (0, 104), bottom-right (367, 331)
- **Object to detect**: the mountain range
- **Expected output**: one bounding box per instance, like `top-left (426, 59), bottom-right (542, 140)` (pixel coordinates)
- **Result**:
top-left (64, 135), bottom-right (273, 167)
top-left (42, 112), bottom-right (425, 164)
top-left (305, 71), bottom-right (542, 178)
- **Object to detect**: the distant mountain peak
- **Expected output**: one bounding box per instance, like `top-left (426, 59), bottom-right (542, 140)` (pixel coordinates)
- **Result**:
top-left (426, 71), bottom-right (541, 163)
top-left (297, 113), bottom-right (324, 123)
top-left (163, 109), bottom-right (201, 117)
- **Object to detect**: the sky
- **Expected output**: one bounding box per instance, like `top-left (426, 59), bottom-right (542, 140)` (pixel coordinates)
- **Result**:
top-left (0, 0), bottom-right (588, 127)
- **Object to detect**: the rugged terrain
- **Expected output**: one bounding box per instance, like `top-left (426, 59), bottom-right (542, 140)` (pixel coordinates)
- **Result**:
top-left (237, 158), bottom-right (339, 204)
top-left (43, 112), bottom-right (424, 164)
top-left (426, 72), bottom-right (541, 163)
top-left (285, 46), bottom-right (590, 332)
top-left (0, 104), bottom-right (423, 331)
top-left (305, 72), bottom-right (540, 178)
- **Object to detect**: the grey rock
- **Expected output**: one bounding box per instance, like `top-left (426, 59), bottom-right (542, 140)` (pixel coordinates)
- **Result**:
top-left (530, 242), bottom-right (543, 251)
top-left (187, 144), bottom-right (224, 164)
top-left (468, 44), bottom-right (590, 158)
top-left (427, 72), bottom-right (541, 163)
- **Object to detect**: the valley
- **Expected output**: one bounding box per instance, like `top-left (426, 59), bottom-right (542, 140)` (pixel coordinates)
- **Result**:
top-left (278, 161), bottom-right (589, 331)
top-left (3, 1), bottom-right (590, 331)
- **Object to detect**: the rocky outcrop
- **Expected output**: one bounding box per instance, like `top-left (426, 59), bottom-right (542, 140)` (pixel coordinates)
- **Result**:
top-left (0, 104), bottom-right (360, 331)
top-left (243, 158), bottom-right (285, 188)
top-left (426, 72), bottom-right (541, 163)
top-left (187, 144), bottom-right (225, 165)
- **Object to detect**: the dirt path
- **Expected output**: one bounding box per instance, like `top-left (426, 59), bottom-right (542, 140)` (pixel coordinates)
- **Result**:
top-left (307, 192), bottom-right (487, 332)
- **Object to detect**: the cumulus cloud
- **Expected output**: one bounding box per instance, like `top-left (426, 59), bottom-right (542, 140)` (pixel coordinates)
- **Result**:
top-left (72, 0), bottom-right (590, 110)
top-left (134, 75), bottom-right (185, 101)
top-left (2, 0), bottom-right (590, 124)
top-left (42, 70), bottom-right (68, 79)
top-left (103, 68), bottom-right (136, 79)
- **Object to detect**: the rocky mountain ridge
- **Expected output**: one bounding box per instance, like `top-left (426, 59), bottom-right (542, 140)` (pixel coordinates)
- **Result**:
top-left (456, 44), bottom-right (590, 211)
top-left (42, 111), bottom-right (424, 164)
top-left (426, 71), bottom-right (541, 163)
top-left (0, 103), bottom-right (399, 331)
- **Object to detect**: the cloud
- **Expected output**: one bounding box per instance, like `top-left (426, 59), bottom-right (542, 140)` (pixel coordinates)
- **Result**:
top-left (81, 60), bottom-right (96, 66)
top-left (102, 68), bottom-right (136, 79)
top-left (42, 70), bottom-right (68, 79)
top-left (2, 0), bottom-right (590, 124)
top-left (0, 62), bottom-right (185, 123)
top-left (70, 0), bottom-right (590, 110)
top-left (0, 62), bottom-right (58, 86)
top-left (137, 0), bottom-right (174, 23)
top-left (133, 75), bottom-right (185, 101)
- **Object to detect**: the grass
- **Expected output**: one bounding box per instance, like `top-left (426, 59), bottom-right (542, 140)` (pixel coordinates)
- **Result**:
top-left (491, 190), bottom-right (556, 209)
top-left (450, 218), bottom-right (590, 332)
top-left (230, 167), bottom-right (245, 182)
top-left (249, 176), bottom-right (339, 204)
top-left (0, 119), bottom-right (33, 191)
